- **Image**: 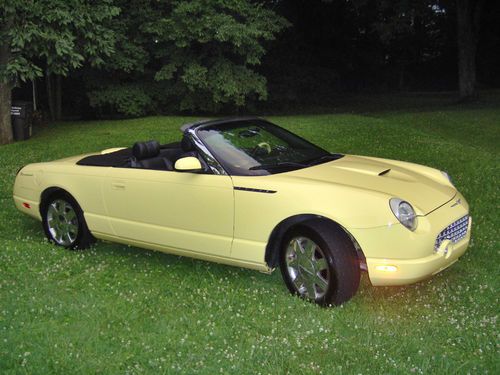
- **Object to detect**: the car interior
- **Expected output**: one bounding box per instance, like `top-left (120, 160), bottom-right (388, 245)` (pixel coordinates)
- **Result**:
top-left (76, 135), bottom-right (209, 173)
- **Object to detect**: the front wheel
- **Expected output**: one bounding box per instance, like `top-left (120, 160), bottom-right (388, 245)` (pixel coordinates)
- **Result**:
top-left (42, 193), bottom-right (95, 250)
top-left (279, 220), bottom-right (360, 306)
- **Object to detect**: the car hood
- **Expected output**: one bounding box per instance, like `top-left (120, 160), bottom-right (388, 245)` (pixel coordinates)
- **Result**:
top-left (283, 155), bottom-right (456, 215)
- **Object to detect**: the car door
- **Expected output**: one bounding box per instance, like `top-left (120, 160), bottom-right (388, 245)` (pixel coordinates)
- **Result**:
top-left (102, 167), bottom-right (234, 257)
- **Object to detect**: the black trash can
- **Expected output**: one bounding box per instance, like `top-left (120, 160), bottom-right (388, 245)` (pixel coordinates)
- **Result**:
top-left (11, 101), bottom-right (33, 141)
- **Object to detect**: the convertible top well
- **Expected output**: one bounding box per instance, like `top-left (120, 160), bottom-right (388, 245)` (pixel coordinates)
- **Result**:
top-left (76, 147), bottom-right (133, 167)
top-left (76, 142), bottom-right (181, 168)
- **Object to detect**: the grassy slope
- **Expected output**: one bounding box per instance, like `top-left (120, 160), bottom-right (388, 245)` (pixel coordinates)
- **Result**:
top-left (0, 94), bottom-right (498, 374)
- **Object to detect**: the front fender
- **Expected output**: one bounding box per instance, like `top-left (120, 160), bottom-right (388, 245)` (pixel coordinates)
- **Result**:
top-left (230, 175), bottom-right (395, 265)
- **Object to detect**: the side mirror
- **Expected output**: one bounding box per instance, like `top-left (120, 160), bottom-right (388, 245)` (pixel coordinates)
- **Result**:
top-left (174, 156), bottom-right (203, 172)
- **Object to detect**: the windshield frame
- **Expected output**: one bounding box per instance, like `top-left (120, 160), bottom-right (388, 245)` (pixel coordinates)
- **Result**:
top-left (193, 118), bottom-right (341, 176)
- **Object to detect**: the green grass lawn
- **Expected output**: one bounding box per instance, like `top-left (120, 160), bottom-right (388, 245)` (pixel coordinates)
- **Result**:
top-left (0, 94), bottom-right (498, 374)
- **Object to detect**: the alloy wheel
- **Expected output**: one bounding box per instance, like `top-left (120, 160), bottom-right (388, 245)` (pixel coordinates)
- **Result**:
top-left (285, 236), bottom-right (331, 300)
top-left (46, 199), bottom-right (79, 246)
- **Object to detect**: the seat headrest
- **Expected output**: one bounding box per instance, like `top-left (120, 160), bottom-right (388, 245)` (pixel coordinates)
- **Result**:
top-left (132, 140), bottom-right (160, 160)
top-left (181, 136), bottom-right (196, 152)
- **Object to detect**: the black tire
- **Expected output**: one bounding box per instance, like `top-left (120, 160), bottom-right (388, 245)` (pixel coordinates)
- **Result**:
top-left (41, 191), bottom-right (95, 250)
top-left (279, 219), bottom-right (360, 306)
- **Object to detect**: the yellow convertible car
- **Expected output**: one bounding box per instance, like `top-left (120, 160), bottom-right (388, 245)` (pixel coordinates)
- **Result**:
top-left (13, 117), bottom-right (471, 306)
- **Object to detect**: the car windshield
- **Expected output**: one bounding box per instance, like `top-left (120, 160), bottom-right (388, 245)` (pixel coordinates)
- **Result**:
top-left (196, 120), bottom-right (342, 175)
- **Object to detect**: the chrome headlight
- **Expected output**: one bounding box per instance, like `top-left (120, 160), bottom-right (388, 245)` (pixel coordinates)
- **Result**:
top-left (389, 198), bottom-right (417, 231)
top-left (441, 171), bottom-right (454, 186)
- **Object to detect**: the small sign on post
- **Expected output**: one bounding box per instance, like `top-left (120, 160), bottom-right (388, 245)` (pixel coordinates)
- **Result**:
top-left (11, 106), bottom-right (22, 117)
top-left (11, 101), bottom-right (33, 141)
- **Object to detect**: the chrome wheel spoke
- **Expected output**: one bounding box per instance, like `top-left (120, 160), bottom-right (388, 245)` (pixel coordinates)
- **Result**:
top-left (292, 273), bottom-right (304, 290)
top-left (65, 209), bottom-right (76, 222)
top-left (56, 200), bottom-right (65, 215)
top-left (50, 202), bottom-right (60, 215)
top-left (61, 202), bottom-right (70, 216)
top-left (314, 273), bottom-right (328, 291)
top-left (314, 257), bottom-right (328, 272)
top-left (303, 276), bottom-right (317, 298)
top-left (303, 240), bottom-right (316, 259)
top-left (48, 205), bottom-right (57, 218)
top-left (287, 254), bottom-right (299, 269)
top-left (64, 232), bottom-right (72, 243)
top-left (292, 238), bottom-right (303, 254)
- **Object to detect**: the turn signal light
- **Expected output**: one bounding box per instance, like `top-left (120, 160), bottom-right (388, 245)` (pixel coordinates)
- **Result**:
top-left (375, 265), bottom-right (398, 272)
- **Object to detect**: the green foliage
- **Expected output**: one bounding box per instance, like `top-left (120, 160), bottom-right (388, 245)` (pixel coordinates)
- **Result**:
top-left (88, 84), bottom-right (153, 117)
top-left (86, 0), bottom-right (289, 115)
top-left (0, 94), bottom-right (498, 373)
top-left (0, 0), bottom-right (119, 83)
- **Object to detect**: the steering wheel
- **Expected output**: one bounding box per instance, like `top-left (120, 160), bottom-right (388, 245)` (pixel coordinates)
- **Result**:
top-left (250, 142), bottom-right (272, 157)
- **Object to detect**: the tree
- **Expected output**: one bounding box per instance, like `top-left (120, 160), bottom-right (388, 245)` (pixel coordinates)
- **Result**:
top-left (87, 0), bottom-right (289, 115)
top-left (0, 0), bottom-right (118, 145)
top-left (367, 1), bottom-right (450, 90)
top-left (456, 0), bottom-right (485, 99)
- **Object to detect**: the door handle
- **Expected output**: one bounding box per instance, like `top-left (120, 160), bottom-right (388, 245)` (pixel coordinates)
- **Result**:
top-left (112, 182), bottom-right (126, 190)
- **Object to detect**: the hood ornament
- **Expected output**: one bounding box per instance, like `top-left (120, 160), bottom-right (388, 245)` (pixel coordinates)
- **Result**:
top-left (451, 198), bottom-right (462, 207)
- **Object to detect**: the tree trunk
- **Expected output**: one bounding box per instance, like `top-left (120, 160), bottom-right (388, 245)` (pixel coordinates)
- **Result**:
top-left (398, 65), bottom-right (406, 91)
top-left (0, 39), bottom-right (13, 145)
top-left (0, 81), bottom-right (13, 145)
top-left (55, 75), bottom-right (62, 120)
top-left (456, 0), bottom-right (484, 99)
top-left (45, 70), bottom-right (55, 120)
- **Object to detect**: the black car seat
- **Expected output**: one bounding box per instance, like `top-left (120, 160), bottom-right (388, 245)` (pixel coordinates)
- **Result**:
top-left (178, 135), bottom-right (209, 172)
top-left (131, 140), bottom-right (173, 170)
top-left (180, 135), bottom-right (196, 153)
top-left (178, 135), bottom-right (200, 160)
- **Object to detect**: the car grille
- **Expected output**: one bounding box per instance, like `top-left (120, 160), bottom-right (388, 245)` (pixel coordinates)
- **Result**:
top-left (434, 215), bottom-right (469, 250)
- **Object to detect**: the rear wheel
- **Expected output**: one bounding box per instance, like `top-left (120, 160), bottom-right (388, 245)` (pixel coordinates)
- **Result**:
top-left (42, 192), bottom-right (95, 250)
top-left (279, 220), bottom-right (360, 306)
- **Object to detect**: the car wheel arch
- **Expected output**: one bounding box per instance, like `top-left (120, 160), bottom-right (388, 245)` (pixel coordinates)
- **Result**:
top-left (40, 187), bottom-right (76, 216)
top-left (265, 214), bottom-right (366, 270)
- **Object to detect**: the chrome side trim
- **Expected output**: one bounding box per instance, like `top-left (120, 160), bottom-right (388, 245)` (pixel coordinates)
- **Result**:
top-left (185, 128), bottom-right (228, 175)
top-left (234, 186), bottom-right (277, 194)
